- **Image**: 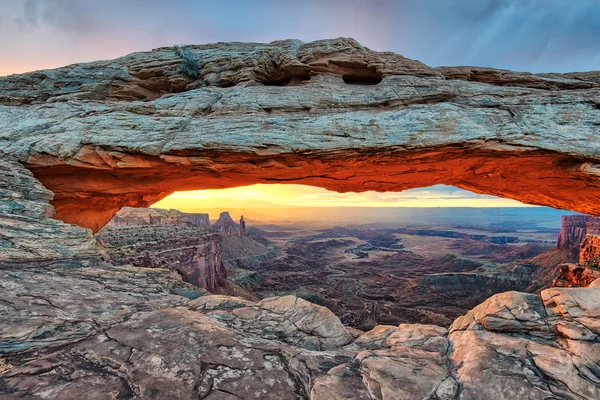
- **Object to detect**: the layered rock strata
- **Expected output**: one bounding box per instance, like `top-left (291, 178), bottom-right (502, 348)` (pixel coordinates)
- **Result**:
top-left (107, 207), bottom-right (210, 228)
top-left (97, 223), bottom-right (227, 291)
top-left (0, 39), bottom-right (599, 231)
top-left (557, 215), bottom-right (600, 251)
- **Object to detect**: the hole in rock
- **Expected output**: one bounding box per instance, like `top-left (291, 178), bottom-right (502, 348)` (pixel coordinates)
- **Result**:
top-left (341, 69), bottom-right (383, 85)
top-left (96, 184), bottom-right (584, 330)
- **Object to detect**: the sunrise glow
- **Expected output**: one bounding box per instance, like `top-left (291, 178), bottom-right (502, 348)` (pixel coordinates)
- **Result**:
top-left (151, 184), bottom-right (532, 211)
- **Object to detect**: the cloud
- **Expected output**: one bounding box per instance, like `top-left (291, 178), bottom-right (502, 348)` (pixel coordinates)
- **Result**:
top-left (14, 0), bottom-right (38, 31)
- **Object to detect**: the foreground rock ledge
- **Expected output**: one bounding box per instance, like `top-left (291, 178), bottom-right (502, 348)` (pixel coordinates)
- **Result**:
top-left (0, 38), bottom-right (600, 231)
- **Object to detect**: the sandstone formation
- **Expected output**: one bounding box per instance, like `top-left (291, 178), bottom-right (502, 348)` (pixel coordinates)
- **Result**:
top-left (580, 234), bottom-right (600, 264)
top-left (212, 211), bottom-right (239, 235)
top-left (551, 263), bottom-right (600, 287)
top-left (97, 218), bottom-right (226, 290)
top-left (2, 160), bottom-right (600, 397)
top-left (551, 217), bottom-right (600, 286)
top-left (0, 156), bottom-right (102, 266)
top-left (0, 38), bottom-right (599, 231)
top-left (107, 207), bottom-right (210, 228)
top-left (556, 215), bottom-right (600, 253)
top-left (97, 207), bottom-right (269, 294)
top-left (239, 215), bottom-right (247, 236)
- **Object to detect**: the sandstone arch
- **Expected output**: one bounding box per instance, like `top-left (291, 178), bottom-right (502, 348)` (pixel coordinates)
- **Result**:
top-left (1, 38), bottom-right (599, 232)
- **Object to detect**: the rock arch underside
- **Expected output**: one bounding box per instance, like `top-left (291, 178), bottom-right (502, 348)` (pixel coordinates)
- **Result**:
top-left (2, 38), bottom-right (600, 399)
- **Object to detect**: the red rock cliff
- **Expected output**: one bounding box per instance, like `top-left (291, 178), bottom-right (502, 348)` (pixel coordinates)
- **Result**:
top-left (556, 215), bottom-right (600, 251)
top-left (580, 235), bottom-right (600, 264)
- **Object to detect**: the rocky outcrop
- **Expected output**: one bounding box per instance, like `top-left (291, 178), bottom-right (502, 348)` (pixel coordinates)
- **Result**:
top-left (580, 234), bottom-right (600, 264)
top-left (184, 237), bottom-right (227, 291)
top-left (97, 221), bottom-right (227, 291)
top-left (449, 288), bottom-right (600, 399)
top-left (550, 227), bottom-right (600, 286)
top-left (212, 211), bottom-right (239, 236)
top-left (556, 215), bottom-right (600, 252)
top-left (0, 39), bottom-right (599, 231)
top-left (0, 155), bottom-right (103, 266)
top-left (552, 263), bottom-right (600, 287)
top-left (239, 215), bottom-right (247, 236)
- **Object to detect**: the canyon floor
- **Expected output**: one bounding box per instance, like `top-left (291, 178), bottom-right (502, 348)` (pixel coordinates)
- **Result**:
top-left (231, 216), bottom-right (564, 329)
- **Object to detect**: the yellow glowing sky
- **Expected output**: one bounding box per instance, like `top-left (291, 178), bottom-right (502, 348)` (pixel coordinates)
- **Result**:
top-left (151, 184), bottom-right (533, 211)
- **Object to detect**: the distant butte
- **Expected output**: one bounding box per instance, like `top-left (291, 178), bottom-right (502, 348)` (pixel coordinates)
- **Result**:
top-left (0, 38), bottom-right (599, 231)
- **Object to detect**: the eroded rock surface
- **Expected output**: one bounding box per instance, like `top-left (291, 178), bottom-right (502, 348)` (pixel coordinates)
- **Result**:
top-left (557, 215), bottom-right (600, 255)
top-left (0, 39), bottom-right (599, 230)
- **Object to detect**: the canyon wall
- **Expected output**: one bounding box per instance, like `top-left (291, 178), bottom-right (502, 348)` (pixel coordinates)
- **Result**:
top-left (0, 39), bottom-right (599, 231)
top-left (97, 207), bottom-right (267, 292)
top-left (556, 215), bottom-right (600, 250)
top-left (580, 234), bottom-right (600, 264)
top-left (107, 207), bottom-right (210, 228)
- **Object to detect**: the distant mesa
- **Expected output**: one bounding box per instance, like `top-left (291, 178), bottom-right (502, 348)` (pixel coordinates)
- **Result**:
top-left (107, 207), bottom-right (210, 228)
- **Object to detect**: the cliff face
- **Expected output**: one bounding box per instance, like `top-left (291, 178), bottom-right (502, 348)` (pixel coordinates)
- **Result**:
top-left (97, 218), bottom-right (226, 291)
top-left (181, 237), bottom-right (227, 291)
top-left (551, 263), bottom-right (600, 287)
top-left (580, 234), bottom-right (600, 264)
top-left (0, 39), bottom-right (599, 231)
top-left (556, 215), bottom-right (600, 250)
top-left (107, 207), bottom-right (210, 228)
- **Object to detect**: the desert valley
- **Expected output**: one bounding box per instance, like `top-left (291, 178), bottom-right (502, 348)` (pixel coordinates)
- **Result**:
top-left (96, 204), bottom-right (598, 332)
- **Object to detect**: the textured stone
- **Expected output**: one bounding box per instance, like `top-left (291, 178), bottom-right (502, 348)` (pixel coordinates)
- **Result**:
top-left (107, 207), bottom-right (210, 228)
top-left (557, 215), bottom-right (600, 252)
top-left (351, 325), bottom-right (398, 349)
top-left (551, 263), bottom-right (600, 287)
top-left (201, 295), bottom-right (354, 351)
top-left (385, 323), bottom-right (448, 353)
top-left (0, 155), bottom-right (102, 265)
top-left (0, 39), bottom-right (599, 231)
top-left (580, 234), bottom-right (600, 264)
top-left (450, 291), bottom-right (552, 337)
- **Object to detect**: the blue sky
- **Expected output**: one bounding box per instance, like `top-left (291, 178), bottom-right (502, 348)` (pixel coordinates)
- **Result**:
top-left (1, 0), bottom-right (599, 76)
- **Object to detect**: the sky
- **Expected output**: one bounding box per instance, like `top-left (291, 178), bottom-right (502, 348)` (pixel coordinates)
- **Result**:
top-left (151, 184), bottom-right (531, 210)
top-left (1, 0), bottom-right (595, 208)
top-left (2, 0), bottom-right (599, 76)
